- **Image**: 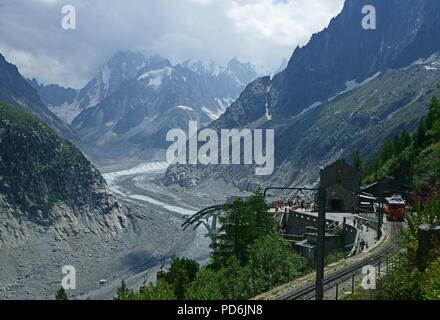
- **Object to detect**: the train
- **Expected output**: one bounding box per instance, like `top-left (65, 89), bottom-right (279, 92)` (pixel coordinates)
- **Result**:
top-left (384, 195), bottom-right (406, 221)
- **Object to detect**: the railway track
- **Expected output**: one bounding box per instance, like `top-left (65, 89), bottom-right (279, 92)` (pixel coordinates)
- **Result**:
top-left (276, 223), bottom-right (401, 300)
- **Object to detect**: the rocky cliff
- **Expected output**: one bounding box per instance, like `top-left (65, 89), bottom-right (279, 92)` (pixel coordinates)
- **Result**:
top-left (0, 54), bottom-right (78, 144)
top-left (0, 101), bottom-right (128, 248)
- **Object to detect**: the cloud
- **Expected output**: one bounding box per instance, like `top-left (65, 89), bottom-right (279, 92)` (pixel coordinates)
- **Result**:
top-left (0, 0), bottom-right (344, 88)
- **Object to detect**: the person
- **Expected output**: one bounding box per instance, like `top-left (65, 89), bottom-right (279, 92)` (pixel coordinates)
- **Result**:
top-left (353, 218), bottom-right (356, 227)
top-left (360, 239), bottom-right (365, 251)
top-left (366, 221), bottom-right (370, 232)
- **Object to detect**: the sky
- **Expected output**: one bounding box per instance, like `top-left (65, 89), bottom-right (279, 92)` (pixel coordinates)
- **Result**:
top-left (0, 0), bottom-right (345, 89)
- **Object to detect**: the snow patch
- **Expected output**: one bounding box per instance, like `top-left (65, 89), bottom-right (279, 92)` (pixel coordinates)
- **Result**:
top-left (291, 101), bottom-right (322, 120)
top-left (137, 67), bottom-right (173, 88)
top-left (214, 97), bottom-right (233, 114)
top-left (202, 106), bottom-right (222, 120)
top-left (408, 53), bottom-right (440, 69)
top-left (100, 64), bottom-right (111, 93)
top-left (176, 105), bottom-right (194, 112)
top-left (328, 72), bottom-right (381, 102)
top-left (265, 103), bottom-right (272, 120)
top-left (48, 101), bottom-right (82, 124)
top-left (87, 89), bottom-right (101, 108)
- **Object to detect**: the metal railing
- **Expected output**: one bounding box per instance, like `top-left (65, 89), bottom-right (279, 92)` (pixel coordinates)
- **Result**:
top-left (281, 233), bottom-right (305, 242)
top-left (317, 250), bottom-right (398, 300)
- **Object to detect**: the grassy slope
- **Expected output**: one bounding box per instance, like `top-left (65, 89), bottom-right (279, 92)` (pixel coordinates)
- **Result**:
top-left (276, 63), bottom-right (440, 175)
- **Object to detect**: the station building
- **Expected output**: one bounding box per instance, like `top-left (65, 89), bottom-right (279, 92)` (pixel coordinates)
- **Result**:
top-left (318, 159), bottom-right (360, 212)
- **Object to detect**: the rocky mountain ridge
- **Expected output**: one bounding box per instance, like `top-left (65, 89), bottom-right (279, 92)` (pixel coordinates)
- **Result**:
top-left (0, 101), bottom-right (128, 248)
top-left (69, 53), bottom-right (263, 161)
top-left (0, 54), bottom-right (78, 143)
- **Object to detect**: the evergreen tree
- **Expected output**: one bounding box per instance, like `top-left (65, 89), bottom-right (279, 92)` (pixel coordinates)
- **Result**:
top-left (380, 140), bottom-right (394, 165)
top-left (429, 96), bottom-right (440, 138)
top-left (55, 287), bottom-right (69, 300)
top-left (185, 267), bottom-right (223, 300)
top-left (247, 186), bottom-right (275, 236)
top-left (165, 255), bottom-right (200, 285)
top-left (243, 234), bottom-right (309, 298)
top-left (393, 133), bottom-right (400, 155)
top-left (209, 187), bottom-right (275, 268)
top-left (114, 279), bottom-right (134, 300)
top-left (353, 149), bottom-right (363, 174)
top-left (137, 279), bottom-right (177, 300)
top-left (424, 96), bottom-right (440, 133)
top-left (416, 119), bottom-right (427, 148)
top-left (210, 198), bottom-right (255, 267)
top-left (400, 129), bottom-right (411, 149)
top-left (173, 269), bottom-right (190, 299)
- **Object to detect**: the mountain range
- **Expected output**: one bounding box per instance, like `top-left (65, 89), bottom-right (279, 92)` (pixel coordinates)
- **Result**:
top-left (28, 51), bottom-right (265, 160)
top-left (164, 0), bottom-right (440, 191)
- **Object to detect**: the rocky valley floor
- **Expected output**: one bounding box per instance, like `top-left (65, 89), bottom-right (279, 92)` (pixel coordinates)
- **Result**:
top-left (0, 159), bottom-right (249, 300)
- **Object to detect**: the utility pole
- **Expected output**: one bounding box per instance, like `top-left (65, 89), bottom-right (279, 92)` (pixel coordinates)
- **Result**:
top-left (376, 198), bottom-right (383, 241)
top-left (315, 187), bottom-right (326, 300)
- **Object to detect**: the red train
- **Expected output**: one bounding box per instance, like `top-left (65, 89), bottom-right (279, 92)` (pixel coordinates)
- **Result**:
top-left (384, 195), bottom-right (406, 221)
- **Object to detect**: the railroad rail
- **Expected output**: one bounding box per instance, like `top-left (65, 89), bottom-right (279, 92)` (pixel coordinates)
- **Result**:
top-left (276, 223), bottom-right (401, 300)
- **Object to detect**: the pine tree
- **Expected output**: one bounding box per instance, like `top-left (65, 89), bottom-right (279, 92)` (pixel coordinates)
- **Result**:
top-left (173, 269), bottom-right (190, 299)
top-left (114, 279), bottom-right (134, 300)
top-left (353, 149), bottom-right (363, 174)
top-left (416, 119), bottom-right (427, 148)
top-left (55, 287), bottom-right (69, 300)
top-left (429, 96), bottom-right (440, 138)
top-left (380, 140), bottom-right (394, 165)
top-left (400, 129), bottom-right (411, 149)
top-left (209, 187), bottom-right (275, 268)
top-left (164, 255), bottom-right (200, 285)
top-left (247, 186), bottom-right (275, 236)
top-left (425, 97), bottom-right (440, 132)
top-left (393, 133), bottom-right (400, 155)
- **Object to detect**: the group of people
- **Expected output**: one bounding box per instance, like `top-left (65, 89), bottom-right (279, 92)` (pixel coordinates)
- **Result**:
top-left (270, 199), bottom-right (295, 209)
top-left (360, 238), bottom-right (369, 251)
top-left (353, 218), bottom-right (370, 232)
top-left (353, 218), bottom-right (370, 252)
top-left (269, 199), bottom-right (315, 212)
